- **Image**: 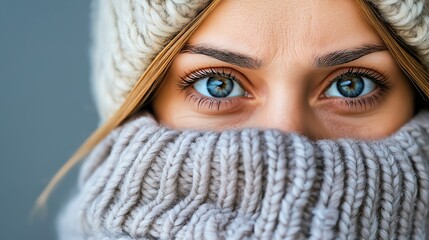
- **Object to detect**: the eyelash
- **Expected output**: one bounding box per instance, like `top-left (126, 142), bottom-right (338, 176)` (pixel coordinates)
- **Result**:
top-left (178, 67), bottom-right (244, 110)
top-left (177, 67), bottom-right (391, 111)
top-left (178, 67), bottom-right (239, 90)
top-left (323, 67), bottom-right (391, 110)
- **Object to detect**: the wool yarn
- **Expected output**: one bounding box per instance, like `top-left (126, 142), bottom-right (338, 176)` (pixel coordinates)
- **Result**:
top-left (58, 110), bottom-right (429, 239)
top-left (91, 0), bottom-right (429, 120)
top-left (91, 0), bottom-right (210, 119)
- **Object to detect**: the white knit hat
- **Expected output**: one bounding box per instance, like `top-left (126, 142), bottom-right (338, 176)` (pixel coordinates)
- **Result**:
top-left (91, 0), bottom-right (429, 120)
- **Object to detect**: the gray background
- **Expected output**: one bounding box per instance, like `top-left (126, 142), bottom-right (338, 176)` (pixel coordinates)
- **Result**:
top-left (0, 1), bottom-right (97, 239)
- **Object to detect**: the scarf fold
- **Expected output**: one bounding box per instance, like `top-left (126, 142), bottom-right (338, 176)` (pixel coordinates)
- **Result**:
top-left (58, 111), bottom-right (429, 240)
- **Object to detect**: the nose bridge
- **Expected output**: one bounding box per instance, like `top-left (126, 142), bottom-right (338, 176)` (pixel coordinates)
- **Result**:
top-left (256, 82), bottom-right (310, 134)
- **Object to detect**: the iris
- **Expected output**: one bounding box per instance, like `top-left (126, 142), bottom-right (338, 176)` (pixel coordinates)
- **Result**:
top-left (193, 74), bottom-right (245, 98)
top-left (206, 77), bottom-right (234, 98)
top-left (336, 76), bottom-right (364, 98)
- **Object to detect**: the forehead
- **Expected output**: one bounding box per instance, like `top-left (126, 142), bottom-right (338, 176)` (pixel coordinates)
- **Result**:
top-left (187, 0), bottom-right (381, 61)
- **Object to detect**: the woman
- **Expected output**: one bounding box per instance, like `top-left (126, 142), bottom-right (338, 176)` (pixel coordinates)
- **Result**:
top-left (44, 0), bottom-right (429, 239)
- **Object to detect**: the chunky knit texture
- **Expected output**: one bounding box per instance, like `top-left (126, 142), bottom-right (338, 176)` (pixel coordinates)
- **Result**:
top-left (58, 110), bottom-right (429, 239)
top-left (91, 0), bottom-right (429, 120)
top-left (91, 0), bottom-right (210, 119)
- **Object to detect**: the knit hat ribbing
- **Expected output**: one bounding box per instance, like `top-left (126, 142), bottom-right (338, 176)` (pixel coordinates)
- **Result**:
top-left (91, 0), bottom-right (429, 120)
top-left (57, 110), bottom-right (429, 239)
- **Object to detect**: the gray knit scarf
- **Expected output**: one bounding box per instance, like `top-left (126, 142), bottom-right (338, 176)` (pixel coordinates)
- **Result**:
top-left (58, 111), bottom-right (429, 240)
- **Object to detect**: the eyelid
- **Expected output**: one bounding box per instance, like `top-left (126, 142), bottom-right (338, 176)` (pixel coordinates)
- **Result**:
top-left (177, 67), bottom-right (253, 113)
top-left (184, 92), bottom-right (244, 112)
top-left (318, 66), bottom-right (391, 98)
top-left (317, 66), bottom-right (392, 112)
top-left (178, 66), bottom-right (253, 94)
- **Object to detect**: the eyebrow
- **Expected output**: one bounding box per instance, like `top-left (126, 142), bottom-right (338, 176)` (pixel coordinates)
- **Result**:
top-left (181, 43), bottom-right (387, 69)
top-left (315, 43), bottom-right (387, 68)
top-left (181, 44), bottom-right (262, 69)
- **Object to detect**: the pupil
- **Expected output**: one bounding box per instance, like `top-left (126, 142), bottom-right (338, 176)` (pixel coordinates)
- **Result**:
top-left (207, 77), bottom-right (233, 98)
top-left (336, 76), bottom-right (364, 98)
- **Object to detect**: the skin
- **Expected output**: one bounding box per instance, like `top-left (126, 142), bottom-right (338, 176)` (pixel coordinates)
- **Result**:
top-left (152, 0), bottom-right (414, 140)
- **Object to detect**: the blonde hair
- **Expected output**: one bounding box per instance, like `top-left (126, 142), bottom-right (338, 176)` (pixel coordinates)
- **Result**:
top-left (36, 0), bottom-right (221, 208)
top-left (37, 0), bottom-right (429, 208)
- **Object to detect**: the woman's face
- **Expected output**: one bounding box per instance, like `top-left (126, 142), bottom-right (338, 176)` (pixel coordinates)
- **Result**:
top-left (152, 0), bottom-right (414, 139)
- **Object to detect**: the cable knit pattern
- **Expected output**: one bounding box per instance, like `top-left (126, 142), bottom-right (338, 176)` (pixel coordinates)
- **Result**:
top-left (91, 0), bottom-right (429, 120)
top-left (58, 111), bottom-right (429, 239)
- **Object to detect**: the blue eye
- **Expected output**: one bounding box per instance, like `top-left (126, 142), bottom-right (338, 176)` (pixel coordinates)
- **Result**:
top-left (325, 75), bottom-right (376, 98)
top-left (193, 76), bottom-right (245, 98)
